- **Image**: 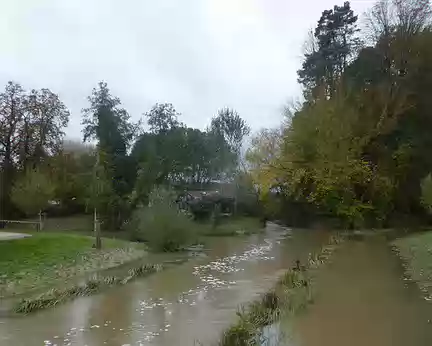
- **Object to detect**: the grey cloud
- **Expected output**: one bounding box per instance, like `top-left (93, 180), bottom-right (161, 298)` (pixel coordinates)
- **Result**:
top-left (0, 0), bottom-right (373, 139)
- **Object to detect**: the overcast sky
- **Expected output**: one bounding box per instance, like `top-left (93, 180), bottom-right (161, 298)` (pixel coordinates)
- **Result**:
top-left (0, 0), bottom-right (374, 139)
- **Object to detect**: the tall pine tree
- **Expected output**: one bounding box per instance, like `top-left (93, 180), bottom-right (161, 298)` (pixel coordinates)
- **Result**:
top-left (298, 1), bottom-right (359, 98)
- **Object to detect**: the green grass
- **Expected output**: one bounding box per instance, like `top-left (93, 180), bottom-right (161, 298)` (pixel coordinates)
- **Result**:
top-left (2, 214), bottom-right (131, 240)
top-left (201, 217), bottom-right (264, 237)
top-left (2, 215), bottom-right (92, 233)
top-left (0, 232), bottom-right (146, 297)
top-left (392, 231), bottom-right (432, 299)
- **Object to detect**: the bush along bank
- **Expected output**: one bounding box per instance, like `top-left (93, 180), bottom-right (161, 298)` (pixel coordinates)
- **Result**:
top-left (14, 263), bottom-right (164, 314)
top-left (218, 234), bottom-right (344, 346)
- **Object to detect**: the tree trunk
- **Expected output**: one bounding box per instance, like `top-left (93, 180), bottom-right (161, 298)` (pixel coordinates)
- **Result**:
top-left (0, 151), bottom-right (14, 220)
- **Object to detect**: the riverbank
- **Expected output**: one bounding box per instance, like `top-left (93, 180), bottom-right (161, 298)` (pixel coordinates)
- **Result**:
top-left (13, 263), bottom-right (165, 314)
top-left (0, 232), bottom-right (147, 298)
top-left (218, 233), bottom-right (344, 346)
top-left (392, 230), bottom-right (432, 301)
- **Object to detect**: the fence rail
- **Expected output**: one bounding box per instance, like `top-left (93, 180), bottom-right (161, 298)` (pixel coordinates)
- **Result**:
top-left (0, 220), bottom-right (39, 224)
top-left (0, 219), bottom-right (42, 231)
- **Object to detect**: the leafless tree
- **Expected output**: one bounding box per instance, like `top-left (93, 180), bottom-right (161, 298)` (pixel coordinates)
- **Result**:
top-left (365, 0), bottom-right (431, 43)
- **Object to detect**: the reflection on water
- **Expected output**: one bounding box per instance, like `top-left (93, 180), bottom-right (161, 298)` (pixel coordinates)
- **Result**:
top-left (260, 322), bottom-right (283, 346)
top-left (0, 225), bottom-right (325, 346)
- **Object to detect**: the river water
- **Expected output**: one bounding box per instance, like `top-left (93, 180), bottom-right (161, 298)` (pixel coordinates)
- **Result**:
top-left (3, 228), bottom-right (432, 346)
top-left (280, 236), bottom-right (432, 346)
top-left (0, 224), bottom-right (327, 346)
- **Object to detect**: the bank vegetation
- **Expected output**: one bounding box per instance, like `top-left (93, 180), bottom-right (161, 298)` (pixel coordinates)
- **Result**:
top-left (247, 0), bottom-right (432, 229)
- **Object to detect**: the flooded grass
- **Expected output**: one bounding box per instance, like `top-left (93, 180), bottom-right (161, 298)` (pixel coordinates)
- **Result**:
top-left (14, 264), bottom-right (163, 314)
top-left (202, 217), bottom-right (264, 237)
top-left (0, 232), bottom-right (147, 298)
top-left (217, 233), bottom-right (344, 346)
top-left (392, 230), bottom-right (432, 301)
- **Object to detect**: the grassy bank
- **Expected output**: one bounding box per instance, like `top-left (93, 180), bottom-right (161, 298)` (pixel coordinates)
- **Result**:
top-left (392, 231), bottom-right (432, 300)
top-left (14, 263), bottom-right (164, 314)
top-left (201, 217), bottom-right (264, 237)
top-left (0, 215), bottom-right (262, 297)
top-left (218, 234), bottom-right (344, 346)
top-left (0, 232), bottom-right (146, 298)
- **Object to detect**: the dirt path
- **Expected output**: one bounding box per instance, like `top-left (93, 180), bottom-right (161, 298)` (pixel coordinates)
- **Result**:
top-left (291, 237), bottom-right (432, 346)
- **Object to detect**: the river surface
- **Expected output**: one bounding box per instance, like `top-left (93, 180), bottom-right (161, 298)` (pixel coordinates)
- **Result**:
top-left (279, 236), bottom-right (432, 346)
top-left (3, 228), bottom-right (432, 346)
top-left (0, 224), bottom-right (327, 346)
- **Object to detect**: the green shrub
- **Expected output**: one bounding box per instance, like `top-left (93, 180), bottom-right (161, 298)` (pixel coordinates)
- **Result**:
top-left (11, 168), bottom-right (55, 216)
top-left (130, 187), bottom-right (197, 252)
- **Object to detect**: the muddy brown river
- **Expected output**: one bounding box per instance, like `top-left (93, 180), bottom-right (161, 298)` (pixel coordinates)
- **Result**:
top-left (277, 236), bottom-right (432, 346)
top-left (0, 224), bottom-right (326, 346)
top-left (2, 227), bottom-right (432, 346)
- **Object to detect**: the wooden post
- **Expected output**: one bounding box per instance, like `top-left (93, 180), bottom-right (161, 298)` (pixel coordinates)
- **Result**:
top-left (38, 210), bottom-right (43, 231)
top-left (94, 207), bottom-right (101, 250)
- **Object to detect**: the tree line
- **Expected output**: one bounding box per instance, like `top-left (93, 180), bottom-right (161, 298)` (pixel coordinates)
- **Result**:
top-left (0, 81), bottom-right (250, 230)
top-left (248, 0), bottom-right (432, 227)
